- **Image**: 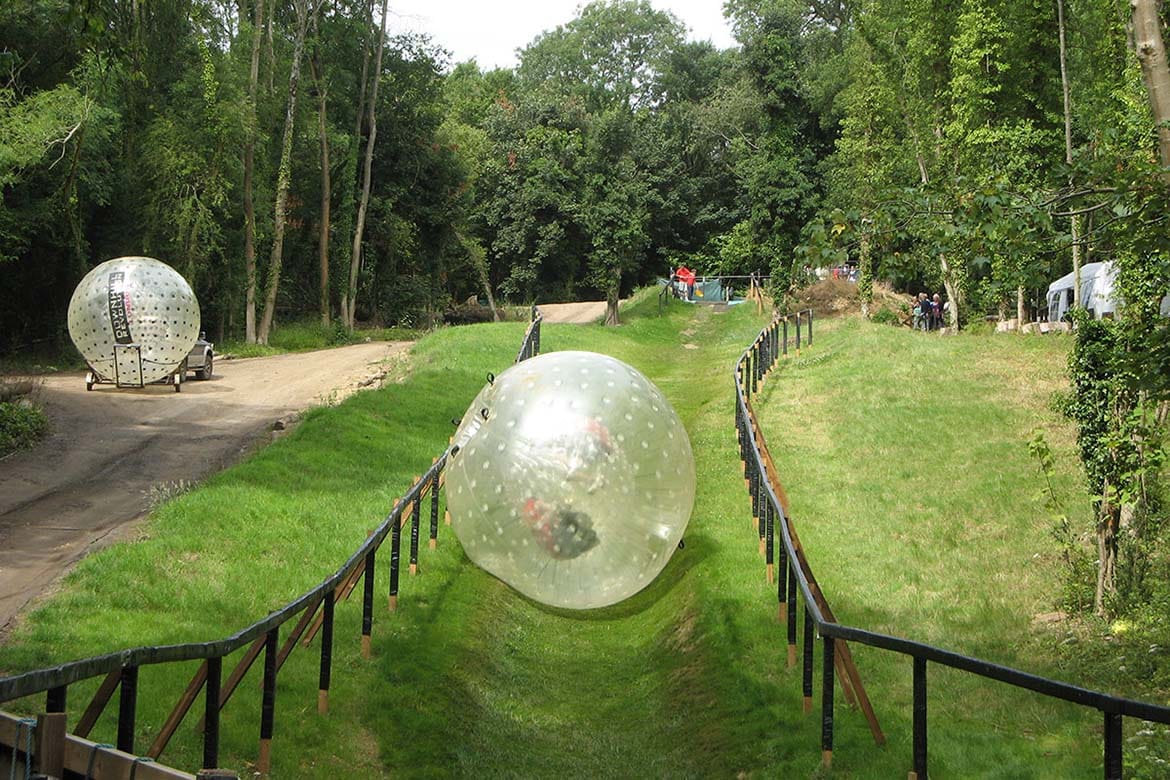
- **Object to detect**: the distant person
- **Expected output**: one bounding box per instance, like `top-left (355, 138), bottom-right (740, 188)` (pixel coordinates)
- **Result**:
top-left (931, 293), bottom-right (943, 329)
top-left (676, 266), bottom-right (696, 301)
top-left (913, 293), bottom-right (928, 330)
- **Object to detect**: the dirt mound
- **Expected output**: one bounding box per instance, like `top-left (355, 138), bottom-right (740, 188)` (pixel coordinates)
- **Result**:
top-left (788, 279), bottom-right (912, 321)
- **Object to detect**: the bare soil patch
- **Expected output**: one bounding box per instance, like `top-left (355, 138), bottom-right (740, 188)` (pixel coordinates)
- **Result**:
top-left (0, 341), bottom-right (409, 633)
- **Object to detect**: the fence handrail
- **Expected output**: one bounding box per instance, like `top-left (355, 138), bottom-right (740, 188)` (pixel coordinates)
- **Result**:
top-left (735, 308), bottom-right (1170, 777)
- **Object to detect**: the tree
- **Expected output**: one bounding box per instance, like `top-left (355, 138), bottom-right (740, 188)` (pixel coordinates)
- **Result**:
top-left (342, 0), bottom-right (387, 329)
top-left (257, 0), bottom-right (318, 345)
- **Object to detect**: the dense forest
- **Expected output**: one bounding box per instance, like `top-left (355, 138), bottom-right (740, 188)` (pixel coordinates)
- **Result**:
top-left (2, 0), bottom-right (1169, 343)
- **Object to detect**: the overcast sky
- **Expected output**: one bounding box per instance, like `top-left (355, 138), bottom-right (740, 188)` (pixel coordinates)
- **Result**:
top-left (387, 1), bottom-right (739, 72)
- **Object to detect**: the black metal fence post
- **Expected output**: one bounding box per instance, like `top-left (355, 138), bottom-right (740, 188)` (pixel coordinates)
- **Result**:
top-left (913, 656), bottom-right (928, 780)
top-left (1104, 711), bottom-right (1123, 780)
top-left (782, 319), bottom-right (789, 356)
top-left (319, 594), bottom-right (334, 714)
top-left (803, 604), bottom-right (815, 713)
top-left (795, 312), bottom-right (802, 354)
top-left (822, 636), bottom-right (835, 768)
top-left (409, 495), bottom-right (422, 575)
top-left (429, 472), bottom-right (441, 549)
top-left (777, 538), bottom-right (788, 623)
top-left (807, 310), bottom-right (814, 345)
top-left (203, 656), bottom-right (221, 770)
top-left (362, 550), bottom-right (375, 657)
top-left (258, 628), bottom-right (278, 774)
top-left (46, 685), bottom-right (66, 713)
top-left (117, 664), bottom-right (138, 754)
top-left (752, 346), bottom-right (760, 395)
top-left (764, 499), bottom-right (774, 583)
top-left (787, 564), bottom-right (798, 667)
top-left (388, 506), bottom-right (402, 612)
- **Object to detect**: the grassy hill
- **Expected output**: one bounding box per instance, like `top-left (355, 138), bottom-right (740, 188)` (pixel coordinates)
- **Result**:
top-left (3, 291), bottom-right (1159, 777)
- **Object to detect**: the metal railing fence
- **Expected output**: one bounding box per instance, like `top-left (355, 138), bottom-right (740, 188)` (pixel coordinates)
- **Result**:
top-left (0, 309), bottom-right (544, 779)
top-left (736, 309), bottom-right (1170, 778)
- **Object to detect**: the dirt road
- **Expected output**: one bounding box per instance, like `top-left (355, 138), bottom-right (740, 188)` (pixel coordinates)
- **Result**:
top-left (0, 342), bottom-right (409, 632)
top-left (538, 301), bottom-right (607, 324)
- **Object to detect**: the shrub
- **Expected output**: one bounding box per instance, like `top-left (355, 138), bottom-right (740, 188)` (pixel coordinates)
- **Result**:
top-left (0, 400), bottom-right (48, 455)
top-left (871, 307), bottom-right (901, 326)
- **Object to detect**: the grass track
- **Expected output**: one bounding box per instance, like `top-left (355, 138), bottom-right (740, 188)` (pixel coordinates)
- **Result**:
top-left (0, 293), bottom-right (1139, 777)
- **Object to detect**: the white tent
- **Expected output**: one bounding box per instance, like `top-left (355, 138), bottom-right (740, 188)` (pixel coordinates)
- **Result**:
top-left (1046, 261), bottom-right (1118, 321)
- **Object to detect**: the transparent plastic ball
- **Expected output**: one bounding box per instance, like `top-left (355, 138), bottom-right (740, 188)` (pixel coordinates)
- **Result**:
top-left (446, 351), bottom-right (695, 610)
top-left (67, 257), bottom-right (200, 385)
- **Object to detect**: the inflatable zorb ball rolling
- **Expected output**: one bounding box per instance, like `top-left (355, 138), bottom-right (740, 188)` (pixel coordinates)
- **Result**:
top-left (446, 351), bottom-right (695, 610)
top-left (67, 257), bottom-right (200, 386)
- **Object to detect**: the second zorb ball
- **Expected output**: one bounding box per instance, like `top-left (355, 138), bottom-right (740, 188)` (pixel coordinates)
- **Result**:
top-left (67, 257), bottom-right (200, 385)
top-left (446, 351), bottom-right (695, 610)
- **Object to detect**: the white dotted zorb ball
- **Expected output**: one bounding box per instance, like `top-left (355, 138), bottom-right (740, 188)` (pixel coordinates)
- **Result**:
top-left (67, 257), bottom-right (200, 384)
top-left (446, 351), bottom-right (695, 610)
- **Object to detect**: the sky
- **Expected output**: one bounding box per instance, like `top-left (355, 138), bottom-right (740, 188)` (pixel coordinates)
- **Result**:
top-left (387, 1), bottom-right (739, 72)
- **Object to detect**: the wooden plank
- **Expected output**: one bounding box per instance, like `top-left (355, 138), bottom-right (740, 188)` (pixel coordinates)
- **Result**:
top-left (75, 669), bottom-right (121, 738)
top-left (0, 711), bottom-right (197, 780)
top-left (36, 712), bottom-right (66, 778)
top-left (147, 661), bottom-right (208, 759)
top-left (64, 733), bottom-right (198, 779)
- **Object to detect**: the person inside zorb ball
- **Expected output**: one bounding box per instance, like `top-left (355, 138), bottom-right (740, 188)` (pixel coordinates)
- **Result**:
top-left (67, 256), bottom-right (200, 385)
top-left (446, 351), bottom-right (696, 610)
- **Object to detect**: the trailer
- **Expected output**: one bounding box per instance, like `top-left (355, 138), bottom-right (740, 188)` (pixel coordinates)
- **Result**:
top-left (84, 337), bottom-right (213, 392)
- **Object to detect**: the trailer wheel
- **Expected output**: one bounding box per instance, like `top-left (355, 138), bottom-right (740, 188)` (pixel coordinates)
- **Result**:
top-left (196, 353), bottom-right (213, 380)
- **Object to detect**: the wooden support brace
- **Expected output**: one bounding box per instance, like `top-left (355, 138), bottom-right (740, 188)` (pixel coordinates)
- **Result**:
top-left (75, 669), bottom-right (121, 738)
top-left (766, 563), bottom-right (774, 584)
top-left (317, 689), bottom-right (328, 715)
top-left (803, 696), bottom-right (813, 714)
top-left (148, 660), bottom-right (209, 758)
top-left (822, 750), bottom-right (833, 769)
top-left (388, 594), bottom-right (398, 612)
top-left (361, 635), bottom-right (371, 660)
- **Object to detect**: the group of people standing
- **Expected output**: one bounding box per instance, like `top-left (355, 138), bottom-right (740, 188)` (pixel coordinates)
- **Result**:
top-left (913, 292), bottom-right (945, 331)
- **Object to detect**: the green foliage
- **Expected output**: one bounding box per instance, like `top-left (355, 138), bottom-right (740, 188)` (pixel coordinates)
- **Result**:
top-left (0, 400), bottom-right (49, 455)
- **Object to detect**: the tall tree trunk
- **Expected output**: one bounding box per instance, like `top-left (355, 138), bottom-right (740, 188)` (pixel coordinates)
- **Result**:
top-left (605, 270), bottom-right (621, 326)
top-left (1096, 478), bottom-right (1120, 615)
top-left (257, 0), bottom-right (312, 345)
top-left (1132, 0), bottom-right (1170, 175)
top-left (345, 0), bottom-right (388, 329)
top-left (310, 12), bottom-right (331, 327)
top-left (858, 223), bottom-right (872, 319)
top-left (338, 0), bottom-right (375, 322)
top-left (1017, 285), bottom-right (1026, 327)
top-left (939, 253), bottom-right (962, 328)
top-left (1057, 0), bottom-right (1084, 306)
top-left (243, 0), bottom-right (262, 344)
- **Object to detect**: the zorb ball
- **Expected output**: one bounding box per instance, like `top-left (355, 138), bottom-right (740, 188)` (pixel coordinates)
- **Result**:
top-left (446, 351), bottom-right (695, 610)
top-left (67, 257), bottom-right (200, 385)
